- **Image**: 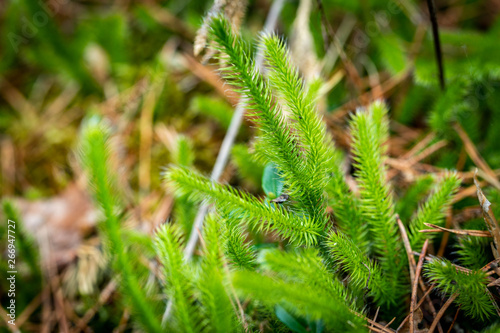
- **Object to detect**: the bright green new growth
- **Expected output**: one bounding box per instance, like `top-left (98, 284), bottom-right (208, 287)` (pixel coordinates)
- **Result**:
top-left (78, 118), bottom-right (163, 332)
top-left (258, 248), bottom-right (359, 315)
top-left (409, 172), bottom-right (461, 250)
top-left (209, 17), bottom-right (328, 225)
top-left (155, 224), bottom-right (200, 332)
top-left (425, 258), bottom-right (496, 320)
top-left (197, 214), bottom-right (237, 332)
top-left (231, 144), bottom-right (264, 190)
top-left (169, 134), bottom-right (197, 235)
top-left (232, 249), bottom-right (366, 332)
top-left (456, 235), bottom-right (490, 270)
top-left (164, 166), bottom-right (322, 246)
top-left (326, 231), bottom-right (390, 306)
top-left (218, 208), bottom-right (257, 270)
top-left (159, 15), bottom-right (487, 330)
top-left (262, 34), bottom-right (330, 219)
top-left (349, 102), bottom-right (404, 302)
top-left (154, 216), bottom-right (237, 333)
top-left (326, 147), bottom-right (369, 254)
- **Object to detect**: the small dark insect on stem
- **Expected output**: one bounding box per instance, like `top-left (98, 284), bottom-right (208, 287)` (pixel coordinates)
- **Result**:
top-left (426, 0), bottom-right (446, 90)
top-left (271, 194), bottom-right (289, 204)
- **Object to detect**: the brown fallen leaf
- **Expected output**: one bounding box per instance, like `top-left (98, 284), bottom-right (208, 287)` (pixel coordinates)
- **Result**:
top-left (398, 308), bottom-right (428, 333)
top-left (14, 183), bottom-right (98, 266)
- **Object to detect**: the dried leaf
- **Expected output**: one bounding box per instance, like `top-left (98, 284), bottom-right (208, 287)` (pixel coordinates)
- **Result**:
top-left (420, 222), bottom-right (492, 237)
top-left (474, 170), bottom-right (500, 259)
top-left (398, 308), bottom-right (428, 333)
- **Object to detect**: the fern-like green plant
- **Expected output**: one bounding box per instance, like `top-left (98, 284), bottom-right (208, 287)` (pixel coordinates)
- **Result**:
top-left (165, 166), bottom-right (322, 246)
top-left (79, 117), bottom-right (163, 332)
top-left (348, 101), bottom-right (405, 304)
top-left (408, 172), bottom-right (461, 250)
top-left (154, 214), bottom-right (238, 332)
top-left (161, 16), bottom-right (478, 328)
top-left (425, 258), bottom-right (496, 320)
top-left (155, 224), bottom-right (201, 332)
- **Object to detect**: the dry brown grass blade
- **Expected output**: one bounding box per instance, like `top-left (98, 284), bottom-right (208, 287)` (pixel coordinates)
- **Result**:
top-left (15, 292), bottom-right (43, 328)
top-left (436, 209), bottom-right (452, 257)
top-left (370, 307), bottom-right (381, 333)
top-left (410, 239), bottom-right (429, 333)
top-left (402, 133), bottom-right (436, 159)
top-left (41, 228), bottom-right (70, 333)
top-left (0, 306), bottom-right (21, 333)
top-left (397, 285), bottom-right (435, 332)
top-left (113, 309), bottom-right (130, 333)
top-left (420, 222), bottom-right (492, 237)
top-left (446, 307), bottom-right (460, 333)
top-left (329, 69), bottom-right (411, 122)
top-left (353, 311), bottom-right (395, 333)
top-left (139, 79), bottom-right (160, 194)
top-left (398, 217), bottom-right (442, 333)
top-left (428, 294), bottom-right (457, 333)
top-left (474, 170), bottom-right (500, 259)
top-left (182, 54), bottom-right (240, 105)
top-left (455, 123), bottom-right (500, 189)
top-left (147, 4), bottom-right (195, 41)
top-left (315, 0), bottom-right (364, 95)
top-left (398, 216), bottom-right (417, 286)
top-left (74, 279), bottom-right (117, 332)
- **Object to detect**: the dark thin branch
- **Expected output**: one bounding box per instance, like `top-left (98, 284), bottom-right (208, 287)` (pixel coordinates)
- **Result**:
top-left (426, 0), bottom-right (445, 90)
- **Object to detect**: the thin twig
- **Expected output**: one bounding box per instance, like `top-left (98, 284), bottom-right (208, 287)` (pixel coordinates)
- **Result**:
top-left (425, 0), bottom-right (445, 90)
top-left (397, 285), bottom-right (435, 332)
top-left (315, 0), bottom-right (364, 95)
top-left (446, 306), bottom-right (460, 333)
top-left (370, 307), bottom-right (380, 333)
top-left (456, 124), bottom-right (500, 190)
top-left (410, 239), bottom-right (429, 333)
top-left (428, 294), bottom-right (458, 333)
top-left (420, 222), bottom-right (492, 237)
top-left (398, 216), bottom-right (416, 286)
top-left (75, 279), bottom-right (117, 332)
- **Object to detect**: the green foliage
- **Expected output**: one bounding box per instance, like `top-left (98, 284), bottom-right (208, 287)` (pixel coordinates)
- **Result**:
top-left (455, 235), bottom-right (490, 270)
top-left (79, 117), bottom-right (163, 332)
top-left (197, 214), bottom-right (237, 332)
top-left (190, 95), bottom-right (234, 129)
top-left (164, 166), bottom-right (322, 246)
top-left (231, 144), bottom-right (265, 190)
top-left (219, 209), bottom-right (257, 270)
top-left (232, 266), bottom-right (365, 332)
top-left (209, 17), bottom-right (328, 224)
top-left (349, 101), bottom-right (404, 302)
top-left (155, 224), bottom-right (201, 332)
top-left (408, 172), bottom-right (460, 249)
top-left (425, 258), bottom-right (496, 320)
top-left (396, 175), bottom-right (434, 222)
top-left (169, 134), bottom-right (197, 235)
top-left (326, 231), bottom-right (390, 306)
top-left (154, 216), bottom-right (237, 333)
top-left (326, 147), bottom-right (369, 254)
top-left (262, 34), bottom-right (330, 219)
top-left (8, 3), bottom-right (499, 330)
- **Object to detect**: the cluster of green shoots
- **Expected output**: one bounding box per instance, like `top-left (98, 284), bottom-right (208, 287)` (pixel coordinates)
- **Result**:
top-left (75, 16), bottom-right (498, 332)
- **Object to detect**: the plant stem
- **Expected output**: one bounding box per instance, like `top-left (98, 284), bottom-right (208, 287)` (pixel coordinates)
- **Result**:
top-left (426, 0), bottom-right (445, 90)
